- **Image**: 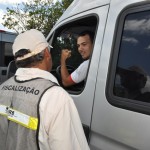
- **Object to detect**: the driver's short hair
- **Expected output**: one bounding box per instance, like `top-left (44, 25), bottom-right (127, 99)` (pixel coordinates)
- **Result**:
top-left (78, 30), bottom-right (94, 43)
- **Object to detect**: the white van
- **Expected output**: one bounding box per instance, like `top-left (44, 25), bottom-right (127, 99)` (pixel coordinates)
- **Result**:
top-left (46, 0), bottom-right (150, 149)
top-left (6, 0), bottom-right (150, 149)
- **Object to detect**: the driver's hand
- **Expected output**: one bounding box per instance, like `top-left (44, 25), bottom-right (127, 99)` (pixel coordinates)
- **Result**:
top-left (61, 49), bottom-right (71, 61)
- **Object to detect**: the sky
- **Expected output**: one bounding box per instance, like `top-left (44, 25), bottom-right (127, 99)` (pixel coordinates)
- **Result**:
top-left (0, 0), bottom-right (57, 33)
top-left (0, 0), bottom-right (29, 32)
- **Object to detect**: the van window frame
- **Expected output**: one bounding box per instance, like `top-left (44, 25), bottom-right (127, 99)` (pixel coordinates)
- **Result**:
top-left (106, 3), bottom-right (150, 115)
top-left (48, 14), bottom-right (98, 95)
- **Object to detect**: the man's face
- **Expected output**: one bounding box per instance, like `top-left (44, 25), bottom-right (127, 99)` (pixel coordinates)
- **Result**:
top-left (77, 34), bottom-right (93, 59)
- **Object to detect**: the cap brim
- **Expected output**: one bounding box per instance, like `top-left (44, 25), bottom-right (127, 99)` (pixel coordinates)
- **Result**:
top-left (49, 44), bottom-right (53, 48)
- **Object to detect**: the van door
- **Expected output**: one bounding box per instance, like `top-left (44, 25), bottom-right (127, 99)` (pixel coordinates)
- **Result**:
top-left (48, 5), bottom-right (109, 139)
top-left (90, 1), bottom-right (150, 150)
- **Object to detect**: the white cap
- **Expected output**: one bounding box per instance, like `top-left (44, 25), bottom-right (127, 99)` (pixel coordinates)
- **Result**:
top-left (13, 29), bottom-right (52, 60)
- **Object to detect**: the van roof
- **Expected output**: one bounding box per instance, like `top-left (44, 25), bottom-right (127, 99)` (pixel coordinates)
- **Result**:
top-left (55, 0), bottom-right (149, 27)
top-left (55, 0), bottom-right (110, 25)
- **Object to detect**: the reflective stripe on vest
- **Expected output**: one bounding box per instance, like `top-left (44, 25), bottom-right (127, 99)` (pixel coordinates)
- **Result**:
top-left (0, 104), bottom-right (38, 130)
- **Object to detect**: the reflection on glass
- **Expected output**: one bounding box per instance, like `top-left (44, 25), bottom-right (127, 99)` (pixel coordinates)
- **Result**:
top-left (114, 66), bottom-right (150, 101)
top-left (51, 31), bottom-right (82, 70)
top-left (114, 10), bottom-right (150, 102)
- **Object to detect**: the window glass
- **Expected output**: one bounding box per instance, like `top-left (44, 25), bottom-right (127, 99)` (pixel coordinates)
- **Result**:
top-left (49, 16), bottom-right (97, 92)
top-left (5, 42), bottom-right (13, 56)
top-left (114, 10), bottom-right (150, 103)
top-left (51, 30), bottom-right (83, 71)
top-left (4, 42), bottom-right (13, 66)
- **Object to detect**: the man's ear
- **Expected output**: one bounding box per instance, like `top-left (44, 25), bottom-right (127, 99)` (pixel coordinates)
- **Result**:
top-left (44, 48), bottom-right (50, 57)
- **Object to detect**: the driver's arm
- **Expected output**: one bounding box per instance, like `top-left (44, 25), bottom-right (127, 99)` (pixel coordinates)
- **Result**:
top-left (61, 49), bottom-right (75, 87)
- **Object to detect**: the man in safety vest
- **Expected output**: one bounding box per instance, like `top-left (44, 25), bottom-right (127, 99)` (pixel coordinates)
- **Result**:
top-left (0, 29), bottom-right (90, 150)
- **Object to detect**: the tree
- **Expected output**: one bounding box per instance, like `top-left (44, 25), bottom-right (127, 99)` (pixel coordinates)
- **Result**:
top-left (2, 0), bottom-right (73, 36)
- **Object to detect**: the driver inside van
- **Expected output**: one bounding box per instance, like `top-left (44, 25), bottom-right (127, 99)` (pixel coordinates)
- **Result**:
top-left (60, 30), bottom-right (94, 87)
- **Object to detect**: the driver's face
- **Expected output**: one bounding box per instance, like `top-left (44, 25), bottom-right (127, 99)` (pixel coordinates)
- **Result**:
top-left (77, 34), bottom-right (93, 60)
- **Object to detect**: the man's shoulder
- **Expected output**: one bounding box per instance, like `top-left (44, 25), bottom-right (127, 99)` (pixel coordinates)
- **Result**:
top-left (77, 59), bottom-right (89, 68)
top-left (45, 85), bottom-right (70, 97)
top-left (76, 59), bottom-right (89, 71)
top-left (82, 59), bottom-right (89, 65)
top-left (42, 86), bottom-right (73, 109)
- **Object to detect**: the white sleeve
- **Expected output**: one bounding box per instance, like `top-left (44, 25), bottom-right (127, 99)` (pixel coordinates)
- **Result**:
top-left (71, 60), bottom-right (89, 83)
top-left (39, 86), bottom-right (90, 150)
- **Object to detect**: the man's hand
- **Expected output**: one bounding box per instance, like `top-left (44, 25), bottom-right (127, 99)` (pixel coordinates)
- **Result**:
top-left (61, 49), bottom-right (71, 62)
top-left (60, 49), bottom-right (75, 87)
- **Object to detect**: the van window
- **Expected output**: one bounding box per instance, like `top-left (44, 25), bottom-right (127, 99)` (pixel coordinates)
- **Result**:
top-left (108, 7), bottom-right (150, 114)
top-left (4, 42), bottom-right (13, 66)
top-left (0, 32), bottom-right (16, 67)
top-left (49, 16), bottom-right (97, 93)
